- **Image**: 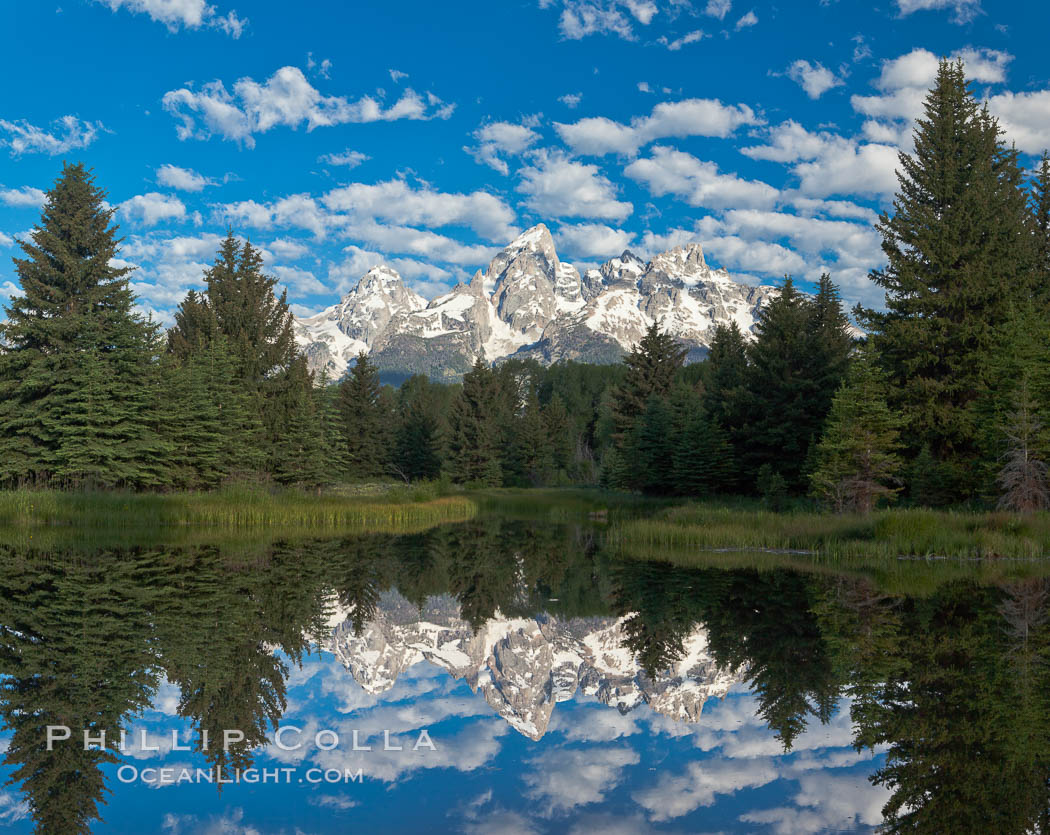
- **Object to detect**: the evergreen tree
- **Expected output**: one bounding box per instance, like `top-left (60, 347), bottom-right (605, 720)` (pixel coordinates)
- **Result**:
top-left (160, 337), bottom-right (263, 488)
top-left (1032, 153), bottom-right (1050, 305)
top-left (701, 321), bottom-right (748, 427)
top-left (623, 395), bottom-right (676, 494)
top-left (338, 352), bottom-right (389, 479)
top-left (446, 358), bottom-right (502, 486)
top-left (167, 289), bottom-right (217, 360)
top-left (205, 232), bottom-right (298, 385)
top-left (673, 411), bottom-right (734, 497)
top-left (392, 375), bottom-right (443, 482)
top-left (810, 348), bottom-right (904, 513)
top-left (543, 394), bottom-right (573, 483)
top-left (738, 278), bottom-right (829, 491)
top-left (858, 60), bottom-right (1038, 499)
top-left (0, 163), bottom-right (163, 488)
top-left (609, 322), bottom-right (687, 478)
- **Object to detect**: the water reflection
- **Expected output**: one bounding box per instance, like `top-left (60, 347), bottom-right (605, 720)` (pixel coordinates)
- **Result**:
top-left (0, 520), bottom-right (1046, 832)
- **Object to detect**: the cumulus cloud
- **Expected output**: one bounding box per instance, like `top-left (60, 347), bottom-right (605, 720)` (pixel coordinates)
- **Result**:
top-left (851, 48), bottom-right (1013, 148)
top-left (555, 222), bottom-right (634, 258)
top-left (96, 0), bottom-right (246, 36)
top-left (895, 0), bottom-right (982, 24)
top-left (523, 747), bottom-right (639, 814)
top-left (517, 150), bottom-right (632, 220)
top-left (555, 97), bottom-right (761, 156)
top-left (318, 149), bottom-right (370, 168)
top-left (163, 66), bottom-right (454, 147)
top-left (120, 192), bottom-right (187, 226)
top-left (626, 146), bottom-right (779, 209)
top-left (467, 120), bottom-right (541, 175)
top-left (0, 186), bottom-right (46, 208)
top-left (322, 179), bottom-right (517, 241)
top-left (156, 164), bottom-right (214, 192)
top-left (634, 757), bottom-right (780, 821)
top-left (787, 60), bottom-right (844, 99)
top-left (986, 90), bottom-right (1050, 155)
top-left (0, 115), bottom-right (104, 157)
top-left (743, 121), bottom-right (899, 198)
top-left (559, 92), bottom-right (583, 108)
top-left (272, 264), bottom-right (327, 295)
top-left (545, 0), bottom-right (659, 40)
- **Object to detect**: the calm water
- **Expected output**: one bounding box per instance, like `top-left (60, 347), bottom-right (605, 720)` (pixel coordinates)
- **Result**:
top-left (0, 518), bottom-right (1044, 833)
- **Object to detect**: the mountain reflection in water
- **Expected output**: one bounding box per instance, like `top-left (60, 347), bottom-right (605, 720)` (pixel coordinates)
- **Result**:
top-left (0, 518), bottom-right (1046, 833)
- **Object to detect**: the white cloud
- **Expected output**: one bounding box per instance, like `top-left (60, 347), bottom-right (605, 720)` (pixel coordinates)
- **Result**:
top-left (0, 233), bottom-right (13, 247)
top-left (272, 264), bottom-right (327, 295)
top-left (634, 757), bottom-right (780, 821)
top-left (741, 773), bottom-right (890, 834)
top-left (895, 0), bottom-right (982, 24)
top-left (467, 121), bottom-right (541, 175)
top-left (663, 30), bottom-right (706, 50)
top-left (268, 238), bottom-right (311, 260)
top-left (318, 149), bottom-right (370, 168)
top-left (743, 121), bottom-right (899, 198)
top-left (156, 164), bottom-right (213, 192)
top-left (787, 60), bottom-right (843, 99)
top-left (555, 222), bottom-right (634, 258)
top-left (523, 746), bottom-right (639, 814)
top-left (735, 10), bottom-right (757, 28)
top-left (338, 220), bottom-right (498, 266)
top-left (626, 146), bottom-right (780, 209)
top-left (163, 66), bottom-right (454, 147)
top-left (389, 69), bottom-right (409, 83)
top-left (517, 150), bottom-right (632, 220)
top-left (96, 0), bottom-right (247, 35)
top-left (559, 92), bottom-right (583, 108)
top-left (306, 53), bottom-right (332, 79)
top-left (555, 97), bottom-right (761, 156)
top-left (120, 192), bottom-right (187, 226)
top-left (637, 81), bottom-right (652, 93)
top-left (0, 115), bottom-right (104, 156)
top-left (851, 48), bottom-right (1014, 148)
top-left (549, 0), bottom-right (658, 40)
top-left (332, 245), bottom-right (454, 294)
top-left (322, 179), bottom-right (517, 241)
top-left (987, 90), bottom-right (1050, 155)
top-left (0, 186), bottom-right (46, 208)
top-left (704, 0), bottom-right (731, 19)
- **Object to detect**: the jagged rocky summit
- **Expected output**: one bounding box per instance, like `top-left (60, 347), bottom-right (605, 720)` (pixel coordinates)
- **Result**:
top-left (324, 590), bottom-right (741, 740)
top-left (294, 223), bottom-right (779, 381)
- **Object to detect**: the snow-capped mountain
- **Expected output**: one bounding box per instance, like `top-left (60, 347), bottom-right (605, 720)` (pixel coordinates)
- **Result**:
top-left (324, 590), bottom-right (741, 740)
top-left (294, 224), bottom-right (778, 380)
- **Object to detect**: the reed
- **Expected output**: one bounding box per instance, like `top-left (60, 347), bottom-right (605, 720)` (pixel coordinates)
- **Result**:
top-left (609, 503), bottom-right (1050, 561)
top-left (0, 487), bottom-right (476, 534)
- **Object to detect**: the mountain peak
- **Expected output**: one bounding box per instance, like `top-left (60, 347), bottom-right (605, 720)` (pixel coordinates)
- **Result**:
top-left (506, 223), bottom-right (555, 253)
top-left (648, 242), bottom-right (709, 281)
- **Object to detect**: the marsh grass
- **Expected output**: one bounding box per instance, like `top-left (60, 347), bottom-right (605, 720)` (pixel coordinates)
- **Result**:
top-left (610, 503), bottom-right (1050, 562)
top-left (0, 486), bottom-right (476, 536)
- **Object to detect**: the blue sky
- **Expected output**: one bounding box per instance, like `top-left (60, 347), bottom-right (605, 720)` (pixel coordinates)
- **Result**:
top-left (0, 0), bottom-right (1045, 323)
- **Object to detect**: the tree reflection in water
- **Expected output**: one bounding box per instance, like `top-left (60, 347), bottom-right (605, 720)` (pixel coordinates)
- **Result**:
top-left (0, 521), bottom-right (1048, 833)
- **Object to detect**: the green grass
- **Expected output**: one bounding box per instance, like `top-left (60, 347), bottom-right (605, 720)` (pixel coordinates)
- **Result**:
top-left (0, 486), bottom-right (477, 536)
top-left (609, 502), bottom-right (1050, 561)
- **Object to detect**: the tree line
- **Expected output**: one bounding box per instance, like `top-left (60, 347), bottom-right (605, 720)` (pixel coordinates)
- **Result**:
top-left (2, 59), bottom-right (1049, 508)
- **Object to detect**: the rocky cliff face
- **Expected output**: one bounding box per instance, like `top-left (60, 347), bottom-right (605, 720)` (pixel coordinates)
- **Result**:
top-left (324, 590), bottom-right (741, 740)
top-left (294, 224), bottom-right (779, 380)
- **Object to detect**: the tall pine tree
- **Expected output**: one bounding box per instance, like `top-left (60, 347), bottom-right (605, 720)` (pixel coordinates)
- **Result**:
top-left (858, 60), bottom-right (1037, 499)
top-left (0, 163), bottom-right (163, 488)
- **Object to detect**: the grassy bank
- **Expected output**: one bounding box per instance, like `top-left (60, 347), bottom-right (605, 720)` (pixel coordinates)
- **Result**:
top-left (0, 486), bottom-right (476, 534)
top-left (610, 503), bottom-right (1050, 561)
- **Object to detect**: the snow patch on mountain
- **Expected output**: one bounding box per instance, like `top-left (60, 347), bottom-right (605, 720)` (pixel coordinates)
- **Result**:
top-left (294, 224), bottom-right (779, 379)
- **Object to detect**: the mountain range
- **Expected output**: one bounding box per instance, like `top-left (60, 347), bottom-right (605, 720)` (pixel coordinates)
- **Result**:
top-left (325, 590), bottom-right (741, 740)
top-left (293, 223), bottom-right (779, 380)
